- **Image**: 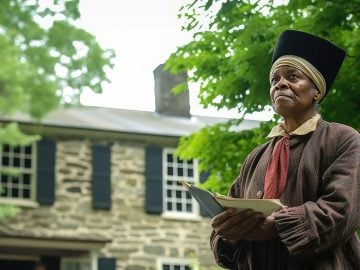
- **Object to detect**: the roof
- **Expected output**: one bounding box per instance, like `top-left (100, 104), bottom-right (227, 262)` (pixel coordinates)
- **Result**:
top-left (1, 106), bottom-right (260, 137)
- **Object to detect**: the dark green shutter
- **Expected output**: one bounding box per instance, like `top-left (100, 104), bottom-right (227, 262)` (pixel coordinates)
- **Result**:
top-left (199, 171), bottom-right (211, 217)
top-left (92, 144), bottom-right (111, 210)
top-left (145, 144), bottom-right (163, 214)
top-left (37, 138), bottom-right (56, 205)
top-left (98, 258), bottom-right (116, 270)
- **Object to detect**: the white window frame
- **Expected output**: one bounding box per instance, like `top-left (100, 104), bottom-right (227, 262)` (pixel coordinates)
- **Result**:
top-left (161, 148), bottom-right (200, 220)
top-left (0, 142), bottom-right (38, 207)
top-left (157, 257), bottom-right (197, 270)
top-left (61, 257), bottom-right (92, 270)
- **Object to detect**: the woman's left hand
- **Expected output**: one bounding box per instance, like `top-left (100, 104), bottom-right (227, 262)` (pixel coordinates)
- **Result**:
top-left (243, 214), bottom-right (278, 241)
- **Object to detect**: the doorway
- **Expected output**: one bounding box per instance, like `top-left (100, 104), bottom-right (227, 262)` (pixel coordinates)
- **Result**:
top-left (0, 259), bottom-right (35, 270)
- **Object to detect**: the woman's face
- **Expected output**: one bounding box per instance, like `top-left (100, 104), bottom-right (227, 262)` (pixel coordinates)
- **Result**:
top-left (269, 65), bottom-right (320, 118)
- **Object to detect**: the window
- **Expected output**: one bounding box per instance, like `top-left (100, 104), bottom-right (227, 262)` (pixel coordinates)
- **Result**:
top-left (61, 258), bottom-right (91, 270)
top-left (162, 148), bottom-right (199, 216)
top-left (0, 143), bottom-right (36, 203)
top-left (162, 264), bottom-right (191, 270)
top-left (157, 258), bottom-right (195, 270)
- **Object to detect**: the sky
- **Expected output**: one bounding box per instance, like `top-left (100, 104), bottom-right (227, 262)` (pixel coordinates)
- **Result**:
top-left (77, 0), bottom-right (273, 120)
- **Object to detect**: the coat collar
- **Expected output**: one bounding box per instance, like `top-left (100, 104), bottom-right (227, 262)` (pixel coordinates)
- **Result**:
top-left (267, 114), bottom-right (321, 138)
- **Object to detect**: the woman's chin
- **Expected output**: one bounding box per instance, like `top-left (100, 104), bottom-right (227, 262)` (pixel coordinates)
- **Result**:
top-left (272, 103), bottom-right (294, 117)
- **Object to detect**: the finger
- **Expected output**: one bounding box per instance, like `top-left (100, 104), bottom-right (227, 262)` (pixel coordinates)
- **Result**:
top-left (211, 210), bottom-right (232, 227)
top-left (214, 209), bottom-right (254, 232)
top-left (236, 215), bottom-right (264, 237)
top-left (215, 210), bottom-right (258, 237)
top-left (222, 213), bottom-right (263, 240)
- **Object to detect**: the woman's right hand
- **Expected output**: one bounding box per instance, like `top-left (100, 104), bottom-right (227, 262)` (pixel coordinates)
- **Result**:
top-left (211, 208), bottom-right (264, 244)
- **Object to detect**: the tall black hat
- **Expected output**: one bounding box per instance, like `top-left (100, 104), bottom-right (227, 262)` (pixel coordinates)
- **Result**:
top-left (272, 30), bottom-right (345, 98)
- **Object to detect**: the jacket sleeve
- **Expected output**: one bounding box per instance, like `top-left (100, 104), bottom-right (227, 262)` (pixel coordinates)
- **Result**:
top-left (210, 147), bottom-right (262, 269)
top-left (274, 126), bottom-right (360, 258)
top-left (210, 231), bottom-right (251, 269)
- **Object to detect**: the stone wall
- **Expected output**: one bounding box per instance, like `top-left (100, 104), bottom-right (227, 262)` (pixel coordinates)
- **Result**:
top-left (1, 139), bottom-right (218, 270)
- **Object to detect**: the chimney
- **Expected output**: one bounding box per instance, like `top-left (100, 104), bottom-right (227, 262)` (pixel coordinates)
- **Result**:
top-left (153, 64), bottom-right (190, 118)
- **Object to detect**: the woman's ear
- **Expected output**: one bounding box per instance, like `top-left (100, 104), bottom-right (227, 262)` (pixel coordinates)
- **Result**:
top-left (313, 89), bottom-right (322, 102)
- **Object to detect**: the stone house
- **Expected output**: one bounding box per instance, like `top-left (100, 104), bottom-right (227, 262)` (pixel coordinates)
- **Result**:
top-left (0, 65), bottom-right (259, 270)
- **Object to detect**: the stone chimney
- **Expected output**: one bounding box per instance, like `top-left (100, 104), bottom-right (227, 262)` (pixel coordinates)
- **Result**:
top-left (153, 64), bottom-right (190, 118)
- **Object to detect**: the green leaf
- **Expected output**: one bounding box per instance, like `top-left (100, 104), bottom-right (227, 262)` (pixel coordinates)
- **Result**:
top-left (167, 0), bottom-right (360, 192)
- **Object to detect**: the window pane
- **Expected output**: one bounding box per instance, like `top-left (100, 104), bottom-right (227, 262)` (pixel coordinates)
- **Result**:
top-left (1, 174), bottom-right (8, 184)
top-left (12, 176), bottom-right (19, 183)
top-left (186, 203), bottom-right (192, 212)
top-left (167, 154), bottom-right (173, 163)
top-left (174, 266), bottom-right (181, 270)
top-left (12, 187), bottom-right (19, 198)
top-left (23, 189), bottom-right (30, 199)
top-left (2, 156), bottom-right (9, 166)
top-left (167, 167), bottom-right (173, 176)
top-left (188, 169), bottom-right (193, 177)
top-left (82, 263), bottom-right (91, 270)
top-left (23, 174), bottom-right (30, 185)
top-left (167, 202), bottom-right (172, 211)
top-left (166, 180), bottom-right (173, 186)
top-left (14, 158), bottom-right (20, 167)
top-left (177, 168), bottom-right (183, 176)
top-left (25, 158), bottom-right (32, 168)
top-left (176, 190), bottom-right (182, 198)
top-left (3, 145), bottom-right (10, 153)
top-left (176, 203), bottom-right (182, 211)
top-left (25, 145), bottom-right (32, 154)
top-left (163, 265), bottom-right (170, 270)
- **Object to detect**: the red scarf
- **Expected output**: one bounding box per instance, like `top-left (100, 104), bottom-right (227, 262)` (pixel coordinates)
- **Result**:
top-left (264, 135), bottom-right (290, 199)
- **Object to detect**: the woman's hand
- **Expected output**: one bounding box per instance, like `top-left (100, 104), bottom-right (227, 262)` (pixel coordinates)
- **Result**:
top-left (211, 208), bottom-right (278, 244)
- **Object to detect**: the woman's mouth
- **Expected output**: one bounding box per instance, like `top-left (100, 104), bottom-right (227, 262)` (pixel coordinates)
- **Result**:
top-left (275, 94), bottom-right (292, 101)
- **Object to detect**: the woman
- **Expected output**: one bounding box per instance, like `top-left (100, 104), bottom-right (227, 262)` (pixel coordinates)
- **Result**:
top-left (210, 30), bottom-right (360, 269)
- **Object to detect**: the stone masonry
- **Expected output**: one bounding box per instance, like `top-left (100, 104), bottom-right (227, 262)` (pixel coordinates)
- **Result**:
top-left (0, 139), bottom-right (219, 270)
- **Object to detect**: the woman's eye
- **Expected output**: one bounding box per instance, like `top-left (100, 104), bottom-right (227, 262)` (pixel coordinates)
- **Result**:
top-left (289, 74), bottom-right (297, 80)
top-left (270, 76), bottom-right (278, 84)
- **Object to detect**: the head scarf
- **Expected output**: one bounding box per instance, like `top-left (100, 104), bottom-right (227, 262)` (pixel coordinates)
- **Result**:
top-left (269, 55), bottom-right (326, 100)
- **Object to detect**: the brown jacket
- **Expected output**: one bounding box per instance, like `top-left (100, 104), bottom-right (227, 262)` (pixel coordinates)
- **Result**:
top-left (210, 120), bottom-right (360, 269)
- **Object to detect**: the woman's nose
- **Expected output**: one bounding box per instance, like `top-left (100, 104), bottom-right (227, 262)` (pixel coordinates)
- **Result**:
top-left (274, 77), bottom-right (288, 89)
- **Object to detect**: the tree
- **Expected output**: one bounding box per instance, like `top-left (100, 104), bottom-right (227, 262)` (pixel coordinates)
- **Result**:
top-left (166, 0), bottom-right (360, 193)
top-left (0, 0), bottom-right (115, 218)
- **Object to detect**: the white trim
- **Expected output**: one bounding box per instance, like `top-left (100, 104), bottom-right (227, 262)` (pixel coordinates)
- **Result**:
top-left (0, 254), bottom-right (40, 261)
top-left (90, 250), bottom-right (98, 270)
top-left (0, 237), bottom-right (106, 250)
top-left (61, 257), bottom-right (92, 270)
top-left (0, 142), bottom-right (37, 204)
top-left (162, 148), bottom-right (200, 217)
top-left (31, 141), bottom-right (38, 202)
top-left (0, 198), bottom-right (39, 208)
top-left (161, 212), bottom-right (201, 222)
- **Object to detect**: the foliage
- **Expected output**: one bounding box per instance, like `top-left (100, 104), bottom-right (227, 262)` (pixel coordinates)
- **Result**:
top-left (166, 0), bottom-right (360, 192)
top-left (177, 119), bottom-right (275, 194)
top-left (0, 203), bottom-right (20, 219)
top-left (0, 0), bottom-right (115, 219)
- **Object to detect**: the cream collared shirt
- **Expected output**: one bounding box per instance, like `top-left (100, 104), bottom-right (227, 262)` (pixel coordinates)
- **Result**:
top-left (267, 114), bottom-right (321, 138)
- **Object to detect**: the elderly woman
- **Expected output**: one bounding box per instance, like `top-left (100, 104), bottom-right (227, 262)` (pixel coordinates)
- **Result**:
top-left (210, 30), bottom-right (360, 269)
